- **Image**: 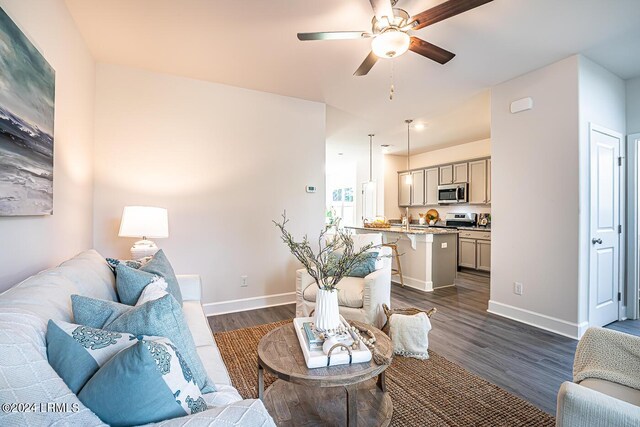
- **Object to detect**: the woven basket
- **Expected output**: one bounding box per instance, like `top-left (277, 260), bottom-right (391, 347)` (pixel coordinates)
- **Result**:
top-left (381, 303), bottom-right (436, 336)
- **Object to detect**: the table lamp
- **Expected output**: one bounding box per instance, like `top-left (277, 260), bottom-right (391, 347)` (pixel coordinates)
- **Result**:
top-left (118, 206), bottom-right (169, 259)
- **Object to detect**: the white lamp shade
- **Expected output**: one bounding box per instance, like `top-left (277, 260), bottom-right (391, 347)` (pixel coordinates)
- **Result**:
top-left (118, 206), bottom-right (169, 238)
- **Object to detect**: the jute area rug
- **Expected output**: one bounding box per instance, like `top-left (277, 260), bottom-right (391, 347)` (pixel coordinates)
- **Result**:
top-left (213, 320), bottom-right (555, 427)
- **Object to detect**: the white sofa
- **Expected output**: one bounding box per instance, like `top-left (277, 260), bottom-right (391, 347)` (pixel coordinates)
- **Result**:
top-left (0, 249), bottom-right (275, 426)
top-left (295, 233), bottom-right (392, 328)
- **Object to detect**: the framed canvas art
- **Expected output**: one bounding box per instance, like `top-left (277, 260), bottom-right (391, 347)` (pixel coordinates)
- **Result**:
top-left (0, 7), bottom-right (55, 216)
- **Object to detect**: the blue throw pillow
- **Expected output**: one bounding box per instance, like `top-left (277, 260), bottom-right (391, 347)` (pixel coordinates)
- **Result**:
top-left (116, 264), bottom-right (166, 305)
top-left (106, 257), bottom-right (151, 273)
top-left (327, 251), bottom-right (379, 278)
top-left (78, 338), bottom-right (207, 426)
top-left (139, 250), bottom-right (183, 306)
top-left (348, 251), bottom-right (379, 278)
top-left (46, 320), bottom-right (163, 394)
top-left (71, 293), bottom-right (216, 393)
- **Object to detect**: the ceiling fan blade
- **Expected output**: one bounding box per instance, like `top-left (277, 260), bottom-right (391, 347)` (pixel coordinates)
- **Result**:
top-left (297, 31), bottom-right (371, 41)
top-left (410, 0), bottom-right (493, 31)
top-left (369, 0), bottom-right (395, 21)
top-left (354, 51), bottom-right (378, 76)
top-left (409, 37), bottom-right (456, 64)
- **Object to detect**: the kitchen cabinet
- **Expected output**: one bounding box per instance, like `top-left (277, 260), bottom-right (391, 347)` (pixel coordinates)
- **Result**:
top-left (425, 167), bottom-right (439, 205)
top-left (410, 170), bottom-right (425, 206)
top-left (439, 162), bottom-right (468, 185)
top-left (468, 160), bottom-right (487, 204)
top-left (453, 163), bottom-right (468, 183)
top-left (398, 156), bottom-right (490, 207)
top-left (477, 240), bottom-right (491, 271)
top-left (398, 172), bottom-right (411, 206)
top-left (439, 165), bottom-right (453, 185)
top-left (458, 238), bottom-right (477, 269)
top-left (458, 230), bottom-right (491, 272)
top-left (486, 159), bottom-right (491, 204)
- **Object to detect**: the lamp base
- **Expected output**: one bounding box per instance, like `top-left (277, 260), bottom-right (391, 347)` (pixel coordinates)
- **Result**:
top-left (130, 239), bottom-right (159, 259)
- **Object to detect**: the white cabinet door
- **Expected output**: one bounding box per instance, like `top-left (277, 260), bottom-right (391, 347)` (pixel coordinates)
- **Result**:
top-left (458, 238), bottom-right (477, 269)
top-left (477, 240), bottom-right (491, 271)
top-left (398, 172), bottom-right (411, 206)
top-left (453, 163), bottom-right (468, 183)
top-left (425, 167), bottom-right (439, 205)
top-left (468, 160), bottom-right (487, 204)
top-left (486, 159), bottom-right (492, 204)
top-left (439, 165), bottom-right (453, 185)
top-left (411, 170), bottom-right (425, 206)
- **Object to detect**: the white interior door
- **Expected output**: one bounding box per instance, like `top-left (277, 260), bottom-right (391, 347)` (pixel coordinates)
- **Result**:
top-left (589, 124), bottom-right (622, 327)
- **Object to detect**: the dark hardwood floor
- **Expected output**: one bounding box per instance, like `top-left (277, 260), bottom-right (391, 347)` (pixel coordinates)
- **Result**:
top-left (208, 273), bottom-right (639, 415)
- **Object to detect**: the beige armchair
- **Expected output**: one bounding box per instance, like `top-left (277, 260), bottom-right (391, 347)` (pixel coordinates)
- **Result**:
top-left (295, 232), bottom-right (392, 329)
top-left (556, 327), bottom-right (640, 427)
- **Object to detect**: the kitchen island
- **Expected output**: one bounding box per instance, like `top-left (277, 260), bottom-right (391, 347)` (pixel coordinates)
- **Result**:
top-left (346, 226), bottom-right (458, 292)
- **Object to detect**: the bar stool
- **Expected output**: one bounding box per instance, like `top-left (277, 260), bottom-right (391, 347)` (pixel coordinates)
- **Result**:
top-left (382, 243), bottom-right (404, 287)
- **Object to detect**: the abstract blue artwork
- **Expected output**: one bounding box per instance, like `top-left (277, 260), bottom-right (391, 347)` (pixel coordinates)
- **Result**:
top-left (0, 7), bottom-right (55, 215)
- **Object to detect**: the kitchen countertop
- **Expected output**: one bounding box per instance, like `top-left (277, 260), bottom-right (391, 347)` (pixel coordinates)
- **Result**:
top-left (388, 221), bottom-right (491, 232)
top-left (346, 225), bottom-right (459, 235)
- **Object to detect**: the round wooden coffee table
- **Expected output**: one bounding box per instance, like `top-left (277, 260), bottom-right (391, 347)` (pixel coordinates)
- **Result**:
top-left (257, 321), bottom-right (393, 426)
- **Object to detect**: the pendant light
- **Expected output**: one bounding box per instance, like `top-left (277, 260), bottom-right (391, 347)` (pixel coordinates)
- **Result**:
top-left (405, 119), bottom-right (413, 184)
top-left (367, 134), bottom-right (375, 188)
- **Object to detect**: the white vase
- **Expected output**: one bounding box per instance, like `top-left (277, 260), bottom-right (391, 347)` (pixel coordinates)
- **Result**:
top-left (314, 288), bottom-right (341, 332)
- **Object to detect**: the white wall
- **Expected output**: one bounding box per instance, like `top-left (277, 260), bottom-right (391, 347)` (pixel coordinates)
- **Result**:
top-left (627, 76), bottom-right (640, 135)
top-left (490, 56), bottom-right (582, 338)
top-left (92, 64), bottom-right (326, 311)
top-left (0, 0), bottom-right (95, 292)
top-left (491, 55), bottom-right (626, 339)
top-left (382, 139), bottom-right (491, 220)
top-left (577, 56), bottom-right (626, 324)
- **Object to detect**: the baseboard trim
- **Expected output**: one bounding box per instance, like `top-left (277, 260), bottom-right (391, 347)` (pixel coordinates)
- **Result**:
top-left (393, 276), bottom-right (434, 292)
top-left (487, 300), bottom-right (589, 340)
top-left (203, 292), bottom-right (296, 317)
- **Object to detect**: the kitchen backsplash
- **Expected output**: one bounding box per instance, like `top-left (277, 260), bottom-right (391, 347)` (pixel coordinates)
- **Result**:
top-left (404, 205), bottom-right (491, 222)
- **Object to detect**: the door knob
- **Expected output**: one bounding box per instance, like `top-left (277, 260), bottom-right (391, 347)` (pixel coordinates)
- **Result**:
top-left (592, 238), bottom-right (603, 245)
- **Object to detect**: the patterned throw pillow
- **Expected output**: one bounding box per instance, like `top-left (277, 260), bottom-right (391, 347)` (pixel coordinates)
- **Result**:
top-left (136, 280), bottom-right (169, 306)
top-left (115, 263), bottom-right (168, 306)
top-left (139, 250), bottom-right (184, 306)
top-left (78, 338), bottom-right (207, 426)
top-left (71, 293), bottom-right (216, 393)
top-left (106, 256), bottom-right (152, 272)
top-left (46, 319), bottom-right (163, 393)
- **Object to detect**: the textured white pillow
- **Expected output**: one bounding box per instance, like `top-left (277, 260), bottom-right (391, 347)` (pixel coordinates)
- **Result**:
top-left (389, 312), bottom-right (432, 359)
top-left (136, 277), bottom-right (169, 306)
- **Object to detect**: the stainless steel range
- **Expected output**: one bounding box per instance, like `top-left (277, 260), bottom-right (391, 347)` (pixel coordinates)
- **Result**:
top-left (444, 213), bottom-right (477, 228)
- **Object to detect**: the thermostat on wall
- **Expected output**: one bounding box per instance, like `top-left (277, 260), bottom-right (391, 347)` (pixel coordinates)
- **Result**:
top-left (306, 186), bottom-right (317, 193)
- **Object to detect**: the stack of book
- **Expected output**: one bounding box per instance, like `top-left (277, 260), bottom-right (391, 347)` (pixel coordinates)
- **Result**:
top-left (301, 321), bottom-right (353, 351)
top-left (293, 316), bottom-right (372, 369)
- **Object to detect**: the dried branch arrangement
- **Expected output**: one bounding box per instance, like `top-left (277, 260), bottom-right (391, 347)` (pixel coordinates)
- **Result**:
top-left (273, 212), bottom-right (382, 291)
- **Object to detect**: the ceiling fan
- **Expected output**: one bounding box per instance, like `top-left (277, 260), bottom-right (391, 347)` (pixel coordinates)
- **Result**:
top-left (297, 0), bottom-right (493, 76)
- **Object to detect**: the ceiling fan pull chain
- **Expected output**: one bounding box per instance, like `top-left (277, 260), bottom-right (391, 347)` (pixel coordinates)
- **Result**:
top-left (389, 60), bottom-right (395, 101)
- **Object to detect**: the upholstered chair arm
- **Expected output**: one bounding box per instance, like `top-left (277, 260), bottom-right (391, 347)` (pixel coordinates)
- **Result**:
top-left (176, 274), bottom-right (202, 301)
top-left (556, 381), bottom-right (640, 427)
top-left (150, 399), bottom-right (275, 426)
top-left (296, 269), bottom-right (316, 317)
top-left (362, 247), bottom-right (392, 328)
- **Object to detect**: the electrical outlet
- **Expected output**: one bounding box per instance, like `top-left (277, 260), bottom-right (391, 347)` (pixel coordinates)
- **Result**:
top-left (441, 242), bottom-right (448, 249)
top-left (514, 282), bottom-right (523, 295)
top-left (240, 275), bottom-right (248, 287)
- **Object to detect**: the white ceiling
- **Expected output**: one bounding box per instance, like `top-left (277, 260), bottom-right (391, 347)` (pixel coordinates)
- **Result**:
top-left (65, 0), bottom-right (640, 155)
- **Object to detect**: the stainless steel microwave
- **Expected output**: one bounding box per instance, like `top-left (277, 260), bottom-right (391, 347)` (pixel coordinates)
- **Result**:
top-left (437, 183), bottom-right (468, 204)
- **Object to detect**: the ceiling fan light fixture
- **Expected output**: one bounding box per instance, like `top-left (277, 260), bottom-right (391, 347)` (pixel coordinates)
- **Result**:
top-left (371, 30), bottom-right (410, 59)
